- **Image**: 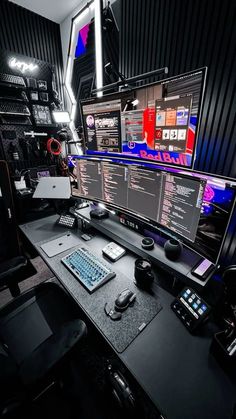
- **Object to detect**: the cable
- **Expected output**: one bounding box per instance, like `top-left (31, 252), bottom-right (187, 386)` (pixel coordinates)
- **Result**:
top-left (46, 137), bottom-right (62, 155)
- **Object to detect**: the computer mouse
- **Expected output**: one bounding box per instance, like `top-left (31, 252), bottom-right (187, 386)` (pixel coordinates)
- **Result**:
top-left (115, 288), bottom-right (136, 312)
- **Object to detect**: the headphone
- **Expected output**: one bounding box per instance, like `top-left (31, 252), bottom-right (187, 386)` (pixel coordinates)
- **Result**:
top-left (46, 137), bottom-right (62, 155)
top-left (222, 265), bottom-right (236, 307)
top-left (222, 265), bottom-right (236, 286)
top-left (107, 363), bottom-right (136, 411)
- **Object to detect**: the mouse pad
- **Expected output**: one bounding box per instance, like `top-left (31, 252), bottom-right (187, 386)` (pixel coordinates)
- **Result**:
top-left (100, 285), bottom-right (162, 353)
top-left (36, 238), bottom-right (162, 353)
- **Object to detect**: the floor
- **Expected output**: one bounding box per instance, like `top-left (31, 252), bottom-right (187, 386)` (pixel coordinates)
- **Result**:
top-left (0, 256), bottom-right (55, 308)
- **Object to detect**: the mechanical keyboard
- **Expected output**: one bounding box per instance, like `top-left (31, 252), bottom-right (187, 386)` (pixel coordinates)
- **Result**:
top-left (0, 73), bottom-right (26, 87)
top-left (61, 247), bottom-right (116, 293)
top-left (0, 101), bottom-right (30, 115)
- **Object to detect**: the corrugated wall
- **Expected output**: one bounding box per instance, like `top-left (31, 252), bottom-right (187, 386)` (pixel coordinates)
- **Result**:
top-left (0, 0), bottom-right (64, 102)
top-left (120, 0), bottom-right (236, 178)
top-left (120, 0), bottom-right (236, 265)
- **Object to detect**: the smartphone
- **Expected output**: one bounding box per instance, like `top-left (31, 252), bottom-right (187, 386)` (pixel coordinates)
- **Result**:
top-left (191, 259), bottom-right (215, 281)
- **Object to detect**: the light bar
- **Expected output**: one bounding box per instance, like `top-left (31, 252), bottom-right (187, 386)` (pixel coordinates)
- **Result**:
top-left (65, 1), bottom-right (95, 142)
top-left (94, 0), bottom-right (103, 97)
top-left (52, 111), bottom-right (70, 123)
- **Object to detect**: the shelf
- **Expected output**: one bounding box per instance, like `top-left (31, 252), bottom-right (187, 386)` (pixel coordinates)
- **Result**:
top-left (74, 206), bottom-right (215, 290)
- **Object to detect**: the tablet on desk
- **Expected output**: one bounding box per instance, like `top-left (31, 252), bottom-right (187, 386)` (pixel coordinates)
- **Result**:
top-left (40, 233), bottom-right (81, 257)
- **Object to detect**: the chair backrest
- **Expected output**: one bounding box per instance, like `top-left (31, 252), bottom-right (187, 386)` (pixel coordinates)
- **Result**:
top-left (0, 161), bottom-right (20, 262)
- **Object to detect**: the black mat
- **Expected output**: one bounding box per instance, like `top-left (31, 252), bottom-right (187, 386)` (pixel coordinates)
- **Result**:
top-left (36, 239), bottom-right (162, 353)
top-left (100, 286), bottom-right (162, 353)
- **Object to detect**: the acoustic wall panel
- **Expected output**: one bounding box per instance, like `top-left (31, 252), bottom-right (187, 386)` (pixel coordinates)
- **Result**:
top-left (0, 0), bottom-right (64, 103)
top-left (119, 0), bottom-right (236, 266)
top-left (120, 0), bottom-right (236, 178)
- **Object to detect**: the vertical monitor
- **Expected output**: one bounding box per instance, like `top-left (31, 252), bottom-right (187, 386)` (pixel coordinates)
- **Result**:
top-left (80, 68), bottom-right (207, 168)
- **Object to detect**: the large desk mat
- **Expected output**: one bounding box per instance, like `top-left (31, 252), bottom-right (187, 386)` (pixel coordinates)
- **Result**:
top-left (36, 235), bottom-right (162, 353)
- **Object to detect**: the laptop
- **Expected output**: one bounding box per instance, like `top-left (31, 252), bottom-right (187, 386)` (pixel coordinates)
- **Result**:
top-left (33, 177), bottom-right (71, 199)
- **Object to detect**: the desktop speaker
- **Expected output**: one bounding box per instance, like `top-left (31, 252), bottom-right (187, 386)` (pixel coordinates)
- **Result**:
top-left (222, 265), bottom-right (236, 305)
top-left (164, 239), bottom-right (183, 261)
top-left (141, 237), bottom-right (154, 250)
top-left (134, 258), bottom-right (154, 289)
top-left (90, 208), bottom-right (109, 219)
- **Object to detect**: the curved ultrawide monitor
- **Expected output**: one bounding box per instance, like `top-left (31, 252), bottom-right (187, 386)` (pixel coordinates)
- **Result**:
top-left (70, 157), bottom-right (236, 264)
top-left (80, 67), bottom-right (207, 169)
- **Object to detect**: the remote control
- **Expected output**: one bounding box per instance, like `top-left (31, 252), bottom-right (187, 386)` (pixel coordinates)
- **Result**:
top-left (102, 242), bottom-right (126, 262)
top-left (81, 233), bottom-right (92, 241)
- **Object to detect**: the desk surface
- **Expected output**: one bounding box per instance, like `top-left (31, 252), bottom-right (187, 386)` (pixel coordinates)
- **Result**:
top-left (20, 215), bottom-right (236, 419)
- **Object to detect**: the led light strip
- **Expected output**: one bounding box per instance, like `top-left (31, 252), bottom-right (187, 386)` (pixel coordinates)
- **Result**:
top-left (94, 0), bottom-right (103, 98)
top-left (65, 0), bottom-right (103, 142)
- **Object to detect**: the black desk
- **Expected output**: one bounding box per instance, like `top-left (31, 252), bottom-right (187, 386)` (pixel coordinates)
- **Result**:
top-left (19, 214), bottom-right (236, 419)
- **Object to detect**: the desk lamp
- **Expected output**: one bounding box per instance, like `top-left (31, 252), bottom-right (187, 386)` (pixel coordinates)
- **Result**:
top-left (92, 66), bottom-right (168, 95)
top-left (52, 111), bottom-right (83, 156)
top-left (52, 111), bottom-right (70, 124)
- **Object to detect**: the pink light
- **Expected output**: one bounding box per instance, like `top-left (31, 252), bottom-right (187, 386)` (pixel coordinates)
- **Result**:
top-left (204, 184), bottom-right (215, 202)
top-left (80, 23), bottom-right (90, 47)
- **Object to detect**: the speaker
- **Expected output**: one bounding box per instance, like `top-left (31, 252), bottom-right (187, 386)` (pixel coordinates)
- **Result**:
top-left (164, 239), bottom-right (183, 261)
top-left (0, 160), bottom-right (20, 257)
top-left (90, 208), bottom-right (109, 219)
top-left (134, 258), bottom-right (154, 289)
top-left (141, 237), bottom-right (154, 250)
top-left (222, 265), bottom-right (236, 304)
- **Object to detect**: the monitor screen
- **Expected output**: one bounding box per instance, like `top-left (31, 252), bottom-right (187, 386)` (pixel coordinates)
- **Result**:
top-left (72, 159), bottom-right (205, 243)
top-left (80, 68), bottom-right (207, 168)
top-left (189, 173), bottom-right (236, 263)
top-left (71, 157), bottom-right (236, 263)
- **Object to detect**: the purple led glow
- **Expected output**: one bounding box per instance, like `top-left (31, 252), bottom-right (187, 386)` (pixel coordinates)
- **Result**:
top-left (203, 184), bottom-right (215, 202)
top-left (75, 23), bottom-right (90, 58)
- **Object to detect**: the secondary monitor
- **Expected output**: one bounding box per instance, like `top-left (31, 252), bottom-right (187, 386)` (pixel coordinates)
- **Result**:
top-left (72, 159), bottom-right (205, 244)
top-left (80, 67), bottom-right (207, 169)
top-left (187, 172), bottom-right (236, 263)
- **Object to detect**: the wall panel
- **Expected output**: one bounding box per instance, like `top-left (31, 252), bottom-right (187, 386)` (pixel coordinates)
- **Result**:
top-left (120, 0), bottom-right (236, 265)
top-left (120, 0), bottom-right (236, 178)
top-left (0, 0), bottom-right (64, 102)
